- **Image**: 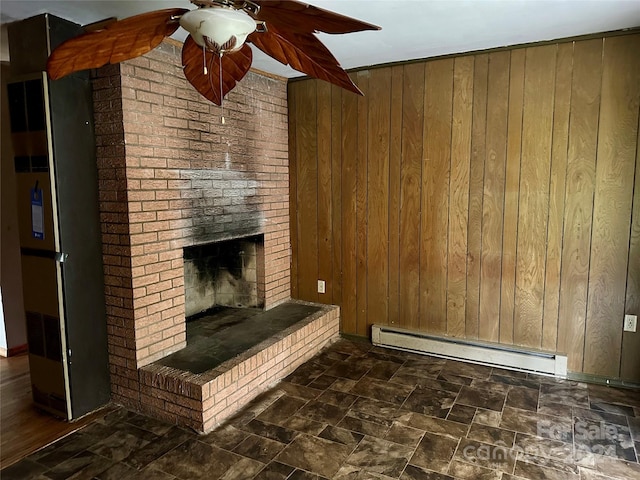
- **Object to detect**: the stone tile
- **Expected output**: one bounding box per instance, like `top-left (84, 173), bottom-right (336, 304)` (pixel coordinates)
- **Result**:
top-left (513, 434), bottom-right (574, 463)
top-left (44, 450), bottom-right (112, 480)
top-left (346, 436), bottom-right (413, 477)
top-left (330, 378), bottom-right (359, 393)
top-left (276, 434), bottom-right (352, 478)
top-left (318, 425), bottom-right (364, 447)
top-left (395, 411), bottom-right (468, 439)
top-left (122, 411), bottom-right (174, 436)
top-left (447, 459), bottom-right (503, 480)
top-left (394, 364), bottom-right (443, 380)
top-left (454, 438), bottom-right (516, 473)
top-left (252, 461), bottom-right (295, 480)
top-left (257, 395), bottom-right (308, 425)
top-left (288, 469), bottom-right (330, 480)
top-left (505, 386), bottom-right (539, 412)
top-left (401, 464), bottom-right (454, 479)
top-left (389, 374), bottom-right (461, 394)
top-left (469, 379), bottom-right (511, 395)
top-left (384, 422), bottom-right (424, 447)
top-left (0, 459), bottom-right (48, 480)
top-left (573, 418), bottom-right (636, 462)
top-left (337, 415), bottom-right (391, 438)
top-left (150, 439), bottom-right (243, 480)
top-left (468, 423), bottom-right (516, 448)
top-left (349, 397), bottom-right (400, 421)
top-left (573, 406), bottom-right (629, 427)
top-left (366, 361), bottom-right (403, 381)
top-left (123, 426), bottom-right (192, 469)
top-left (440, 360), bottom-right (492, 380)
top-left (29, 426), bottom-right (109, 468)
top-left (279, 416), bottom-right (326, 436)
top-left (94, 461), bottom-right (137, 480)
top-left (241, 418), bottom-right (299, 444)
top-left (317, 389), bottom-right (359, 408)
top-left (629, 416), bottom-right (640, 442)
top-left (590, 401), bottom-right (636, 418)
top-left (537, 402), bottom-right (573, 419)
top-left (436, 372), bottom-right (474, 386)
top-left (410, 431), bottom-right (459, 473)
top-left (500, 407), bottom-right (572, 442)
top-left (350, 377), bottom-right (414, 405)
top-left (233, 434), bottom-right (285, 463)
top-left (587, 384), bottom-right (640, 409)
top-left (489, 374), bottom-right (541, 390)
top-left (593, 453), bottom-right (640, 479)
top-left (89, 425), bottom-right (156, 463)
top-left (296, 399), bottom-right (349, 426)
top-left (127, 466), bottom-right (177, 480)
top-left (308, 374), bottom-right (338, 390)
top-left (403, 385), bottom-right (457, 418)
top-left (492, 368), bottom-right (530, 380)
top-left (474, 409), bottom-right (502, 427)
top-left (218, 456), bottom-right (264, 479)
top-left (456, 386), bottom-right (506, 412)
top-left (516, 452), bottom-right (579, 474)
top-left (447, 404), bottom-right (476, 425)
top-left (286, 360), bottom-right (329, 385)
top-left (324, 361), bottom-right (371, 381)
top-left (200, 424), bottom-right (249, 450)
top-left (539, 382), bottom-right (588, 407)
top-left (513, 459), bottom-right (579, 480)
top-left (275, 382), bottom-right (323, 401)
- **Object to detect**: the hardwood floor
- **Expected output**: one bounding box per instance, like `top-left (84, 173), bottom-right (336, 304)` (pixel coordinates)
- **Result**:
top-left (0, 353), bottom-right (109, 468)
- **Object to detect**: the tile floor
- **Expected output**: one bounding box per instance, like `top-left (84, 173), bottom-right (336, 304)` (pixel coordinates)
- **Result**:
top-left (2, 338), bottom-right (640, 480)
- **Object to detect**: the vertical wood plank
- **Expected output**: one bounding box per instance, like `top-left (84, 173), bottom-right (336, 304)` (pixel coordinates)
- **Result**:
top-left (331, 84), bottom-right (343, 306)
top-left (447, 55), bottom-right (474, 338)
top-left (583, 34), bottom-right (640, 377)
top-left (317, 81), bottom-right (333, 303)
top-left (399, 63), bottom-right (425, 330)
top-left (514, 45), bottom-right (556, 348)
top-left (542, 42), bottom-right (573, 352)
top-left (296, 80), bottom-right (319, 302)
top-left (500, 49), bottom-right (525, 345)
top-left (388, 65), bottom-right (404, 326)
top-left (557, 38), bottom-right (603, 371)
top-left (466, 53), bottom-right (488, 339)
top-left (367, 68), bottom-right (392, 329)
top-left (288, 82), bottom-right (300, 298)
top-left (478, 51), bottom-right (510, 342)
top-left (341, 74), bottom-right (359, 334)
top-left (621, 107), bottom-right (640, 381)
top-left (356, 70), bottom-right (369, 336)
top-left (421, 59), bottom-right (454, 334)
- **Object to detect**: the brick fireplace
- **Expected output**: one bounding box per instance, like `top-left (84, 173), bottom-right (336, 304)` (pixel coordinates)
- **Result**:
top-left (92, 40), bottom-right (339, 431)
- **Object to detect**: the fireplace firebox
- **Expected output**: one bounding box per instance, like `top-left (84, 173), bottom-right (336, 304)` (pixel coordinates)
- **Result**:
top-left (183, 235), bottom-right (265, 318)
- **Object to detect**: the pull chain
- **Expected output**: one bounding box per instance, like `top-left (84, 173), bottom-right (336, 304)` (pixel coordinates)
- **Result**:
top-left (202, 44), bottom-right (207, 74)
top-left (219, 53), bottom-right (225, 125)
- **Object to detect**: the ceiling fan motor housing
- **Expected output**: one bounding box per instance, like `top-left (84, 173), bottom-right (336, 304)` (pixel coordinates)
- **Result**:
top-left (179, 7), bottom-right (257, 54)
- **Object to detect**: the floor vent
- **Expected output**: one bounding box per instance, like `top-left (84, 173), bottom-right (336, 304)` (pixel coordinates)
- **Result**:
top-left (372, 325), bottom-right (567, 377)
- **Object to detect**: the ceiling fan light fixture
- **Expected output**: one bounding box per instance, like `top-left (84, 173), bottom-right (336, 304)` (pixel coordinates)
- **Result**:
top-left (180, 7), bottom-right (257, 54)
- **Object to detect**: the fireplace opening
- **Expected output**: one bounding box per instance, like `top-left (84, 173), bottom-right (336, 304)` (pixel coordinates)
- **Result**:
top-left (183, 235), bottom-right (265, 319)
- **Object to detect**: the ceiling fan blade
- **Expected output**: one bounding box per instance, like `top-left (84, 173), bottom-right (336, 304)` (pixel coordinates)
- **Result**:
top-left (47, 8), bottom-right (188, 80)
top-left (253, 0), bottom-right (380, 34)
top-left (182, 35), bottom-right (253, 106)
top-left (248, 27), bottom-right (362, 95)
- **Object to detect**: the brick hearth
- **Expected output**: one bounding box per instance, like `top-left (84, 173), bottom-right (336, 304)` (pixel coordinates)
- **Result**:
top-left (91, 40), bottom-right (336, 429)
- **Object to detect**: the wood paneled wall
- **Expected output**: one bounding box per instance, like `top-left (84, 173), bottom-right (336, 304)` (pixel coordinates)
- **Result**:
top-left (288, 33), bottom-right (640, 380)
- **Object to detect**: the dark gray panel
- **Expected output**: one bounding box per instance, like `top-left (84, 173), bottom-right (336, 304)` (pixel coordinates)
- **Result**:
top-left (48, 70), bottom-right (110, 418)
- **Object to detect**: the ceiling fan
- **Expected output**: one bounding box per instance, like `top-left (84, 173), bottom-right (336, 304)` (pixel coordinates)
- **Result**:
top-left (46, 0), bottom-right (380, 106)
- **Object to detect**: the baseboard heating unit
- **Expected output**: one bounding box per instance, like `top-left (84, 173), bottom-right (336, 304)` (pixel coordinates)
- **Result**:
top-left (371, 325), bottom-right (567, 377)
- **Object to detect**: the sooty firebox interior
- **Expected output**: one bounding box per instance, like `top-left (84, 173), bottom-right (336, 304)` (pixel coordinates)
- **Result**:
top-left (184, 235), bottom-right (265, 318)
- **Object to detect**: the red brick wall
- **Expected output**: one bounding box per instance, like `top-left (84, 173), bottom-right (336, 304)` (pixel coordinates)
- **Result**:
top-left (93, 41), bottom-right (290, 408)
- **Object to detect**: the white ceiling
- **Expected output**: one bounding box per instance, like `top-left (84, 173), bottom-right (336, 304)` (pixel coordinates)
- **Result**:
top-left (1, 0), bottom-right (639, 77)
